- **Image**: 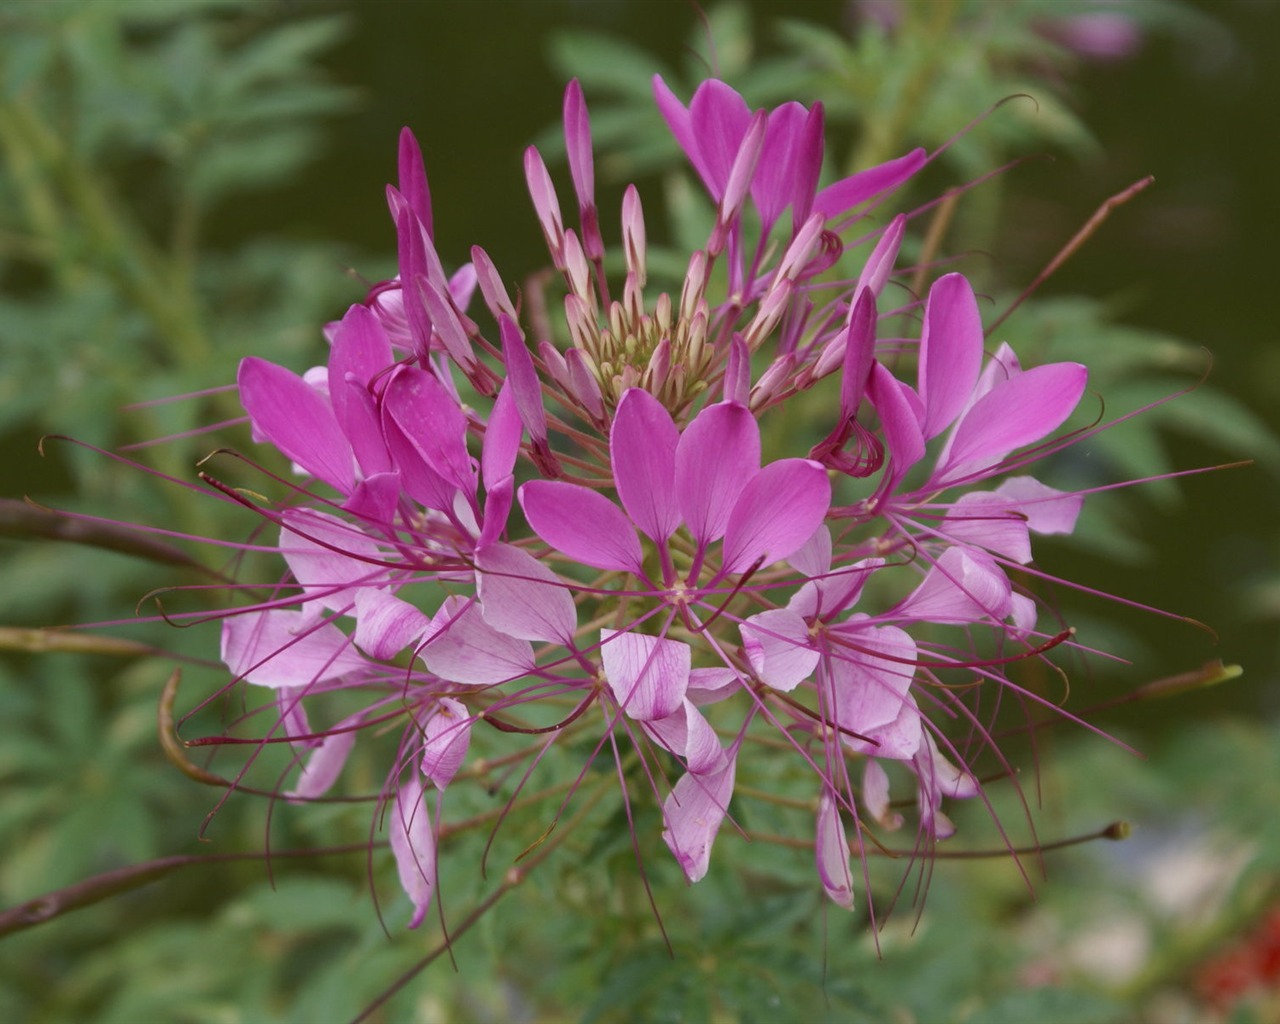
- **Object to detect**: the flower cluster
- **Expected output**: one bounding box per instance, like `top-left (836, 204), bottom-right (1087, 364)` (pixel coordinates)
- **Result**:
top-left (212, 77), bottom-right (1093, 926)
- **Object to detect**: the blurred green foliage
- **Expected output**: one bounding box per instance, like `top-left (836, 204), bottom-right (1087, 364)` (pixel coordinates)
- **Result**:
top-left (1, 1), bottom-right (1275, 1022)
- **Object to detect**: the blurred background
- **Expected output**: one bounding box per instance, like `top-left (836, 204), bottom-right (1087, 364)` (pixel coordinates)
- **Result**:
top-left (2, 1), bottom-right (1278, 1021)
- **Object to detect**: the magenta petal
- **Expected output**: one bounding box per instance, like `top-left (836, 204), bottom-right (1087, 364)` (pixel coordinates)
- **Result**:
top-left (868, 361), bottom-right (925, 490)
top-left (499, 315), bottom-right (550, 448)
top-left (397, 128), bottom-right (433, 239)
top-left (478, 474), bottom-right (513, 549)
top-left (327, 305), bottom-right (393, 449)
top-left (652, 75), bottom-right (702, 185)
top-left (353, 590), bottom-right (432, 659)
top-left (383, 365), bottom-right (475, 495)
top-left (688, 80), bottom-right (753, 199)
top-left (238, 357), bottom-right (354, 494)
top-left (816, 791), bottom-right (855, 909)
top-left (812, 147), bottom-right (926, 220)
top-left (519, 480), bottom-right (643, 573)
top-left (919, 273), bottom-right (984, 441)
top-left (721, 459), bottom-right (831, 574)
top-left (421, 697), bottom-right (471, 790)
top-left (481, 383), bottom-right (522, 491)
top-left (752, 101), bottom-right (809, 231)
top-left (611, 388), bottom-right (679, 542)
top-left (600, 628), bottom-right (690, 722)
top-left (421, 596), bottom-right (534, 686)
top-left (936, 362), bottom-right (1088, 483)
top-left (661, 755), bottom-right (737, 883)
top-left (476, 542), bottom-right (577, 644)
top-left (740, 608), bottom-right (819, 692)
top-left (676, 402), bottom-right (761, 547)
top-left (221, 610), bottom-right (366, 689)
top-left (390, 772), bottom-right (435, 929)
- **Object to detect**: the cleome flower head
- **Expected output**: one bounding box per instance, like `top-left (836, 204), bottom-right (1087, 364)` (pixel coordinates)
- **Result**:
top-left (165, 74), bottom-right (1134, 933)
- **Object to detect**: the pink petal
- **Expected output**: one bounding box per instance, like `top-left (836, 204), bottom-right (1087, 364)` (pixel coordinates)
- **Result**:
top-left (421, 596), bottom-right (534, 686)
top-left (862, 760), bottom-right (904, 830)
top-left (661, 755), bottom-right (737, 883)
top-left (740, 608), bottom-right (819, 692)
top-left (499, 315), bottom-right (550, 450)
top-left (721, 459), bottom-right (832, 574)
top-left (221, 610), bottom-right (366, 689)
top-left (919, 273), bottom-right (984, 441)
top-left (611, 388), bottom-right (680, 543)
top-left (686, 667), bottom-right (743, 706)
top-left (421, 697), bottom-right (471, 790)
top-left (519, 480), bottom-right (643, 573)
top-left (675, 402), bottom-right (761, 547)
top-left (812, 147), bottom-right (926, 220)
top-left (935, 362), bottom-right (1087, 484)
top-left (816, 791), bottom-right (855, 909)
top-left (600, 628), bottom-right (690, 722)
top-left (476, 542), bottom-right (577, 644)
top-left (238, 357), bottom-right (354, 494)
top-left (389, 772), bottom-right (435, 929)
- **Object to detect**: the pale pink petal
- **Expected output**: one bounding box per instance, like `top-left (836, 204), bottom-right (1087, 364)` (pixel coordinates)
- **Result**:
top-left (816, 791), bottom-right (855, 909)
top-left (353, 590), bottom-right (433, 659)
top-left (279, 509), bottom-right (386, 613)
top-left (643, 699), bottom-right (725, 775)
top-left (862, 759), bottom-right (904, 830)
top-left (686, 667), bottom-right (743, 706)
top-left (896, 547), bottom-right (1012, 626)
top-left (936, 362), bottom-right (1088, 484)
top-left (825, 623), bottom-right (921, 760)
top-left (476, 542), bottom-right (577, 644)
top-left (942, 492), bottom-right (1034, 565)
top-left (600, 628), bottom-right (689, 722)
top-left (740, 608), bottom-right (818, 692)
top-left (421, 596), bottom-right (534, 686)
top-left (812, 147), bottom-right (926, 220)
top-left (238, 357), bottom-right (354, 494)
top-left (421, 697), bottom-right (471, 790)
top-left (994, 476), bottom-right (1084, 535)
top-left (611, 388), bottom-right (680, 543)
top-left (661, 755), bottom-right (737, 883)
top-left (221, 610), bottom-right (366, 689)
top-left (276, 686), bottom-right (314, 752)
top-left (919, 273), bottom-right (984, 441)
top-left (389, 772), bottom-right (435, 929)
top-left (675, 402), bottom-right (761, 547)
top-left (721, 458), bottom-right (831, 574)
top-left (788, 525), bottom-right (832, 579)
top-left (519, 480), bottom-right (643, 573)
top-left (288, 717), bottom-right (358, 800)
